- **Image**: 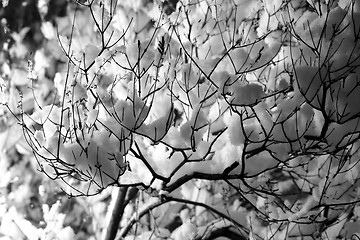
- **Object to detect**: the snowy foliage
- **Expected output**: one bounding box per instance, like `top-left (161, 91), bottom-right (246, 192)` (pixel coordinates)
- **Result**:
top-left (0, 0), bottom-right (359, 239)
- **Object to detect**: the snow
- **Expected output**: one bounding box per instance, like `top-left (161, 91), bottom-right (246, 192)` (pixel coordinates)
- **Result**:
top-left (83, 44), bottom-right (100, 68)
top-left (326, 120), bottom-right (360, 151)
top-left (257, 5), bottom-right (278, 38)
top-left (11, 0), bottom-right (360, 238)
top-left (86, 108), bottom-right (98, 127)
top-left (294, 65), bottom-right (327, 109)
top-left (264, 0), bottom-right (282, 15)
top-left (230, 82), bottom-right (264, 106)
top-left (339, 0), bottom-right (359, 10)
top-left (326, 70), bottom-right (360, 123)
top-left (180, 105), bottom-right (208, 147)
top-left (287, 195), bottom-right (318, 222)
top-left (34, 130), bottom-right (45, 146)
top-left (324, 7), bottom-right (348, 41)
top-left (212, 140), bottom-right (242, 171)
top-left (71, 80), bottom-right (87, 103)
top-left (114, 40), bottom-right (155, 70)
top-left (229, 48), bottom-right (249, 72)
top-left (171, 221), bottom-right (198, 240)
top-left (163, 127), bottom-right (188, 149)
top-left (144, 114), bottom-right (172, 142)
top-left (244, 151), bottom-right (278, 176)
top-left (60, 137), bottom-right (125, 187)
top-left (227, 113), bottom-right (245, 145)
top-left (147, 91), bottom-right (173, 121)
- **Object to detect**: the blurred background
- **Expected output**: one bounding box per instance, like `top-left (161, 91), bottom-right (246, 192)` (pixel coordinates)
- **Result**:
top-left (0, 1), bottom-right (110, 239)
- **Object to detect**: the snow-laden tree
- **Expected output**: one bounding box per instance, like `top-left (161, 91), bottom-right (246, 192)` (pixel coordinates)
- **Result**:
top-left (15, 0), bottom-right (360, 239)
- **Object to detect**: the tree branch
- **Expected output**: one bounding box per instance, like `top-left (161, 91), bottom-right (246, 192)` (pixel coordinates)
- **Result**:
top-left (104, 186), bottom-right (129, 240)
